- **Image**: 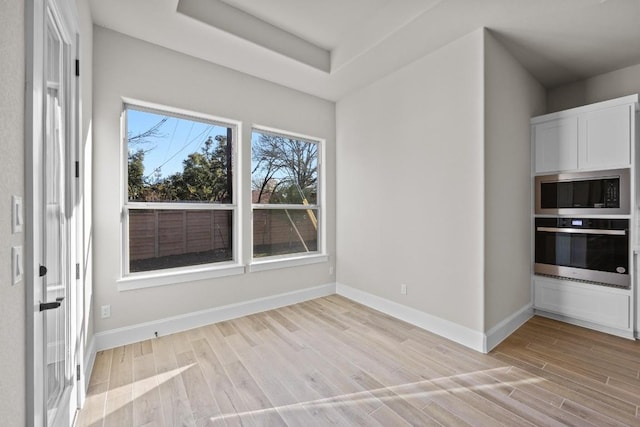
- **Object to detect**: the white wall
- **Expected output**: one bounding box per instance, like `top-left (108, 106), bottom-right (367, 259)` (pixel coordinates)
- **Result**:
top-left (92, 27), bottom-right (336, 332)
top-left (0, 0), bottom-right (26, 424)
top-left (483, 31), bottom-right (546, 331)
top-left (336, 30), bottom-right (485, 332)
top-left (547, 63), bottom-right (640, 113)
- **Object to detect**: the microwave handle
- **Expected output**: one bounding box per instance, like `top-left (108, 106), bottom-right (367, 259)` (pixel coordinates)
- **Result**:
top-left (536, 227), bottom-right (626, 236)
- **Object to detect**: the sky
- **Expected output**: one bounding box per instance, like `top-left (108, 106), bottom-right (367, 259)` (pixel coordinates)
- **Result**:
top-left (127, 107), bottom-right (228, 180)
top-left (127, 106), bottom-right (318, 188)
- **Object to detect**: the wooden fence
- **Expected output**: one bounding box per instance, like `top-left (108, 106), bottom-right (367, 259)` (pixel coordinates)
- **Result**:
top-left (129, 210), bottom-right (232, 260)
top-left (253, 209), bottom-right (318, 255)
top-left (129, 208), bottom-right (317, 261)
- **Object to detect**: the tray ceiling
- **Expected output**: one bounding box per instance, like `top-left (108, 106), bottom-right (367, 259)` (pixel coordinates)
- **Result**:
top-left (90, 0), bottom-right (640, 101)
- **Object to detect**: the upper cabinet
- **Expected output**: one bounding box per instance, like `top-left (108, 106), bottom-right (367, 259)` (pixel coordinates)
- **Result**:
top-left (533, 116), bottom-right (578, 173)
top-left (579, 104), bottom-right (632, 170)
top-left (532, 95), bottom-right (637, 174)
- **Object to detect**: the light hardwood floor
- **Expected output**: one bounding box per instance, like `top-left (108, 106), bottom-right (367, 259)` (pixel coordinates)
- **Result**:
top-left (75, 295), bottom-right (640, 426)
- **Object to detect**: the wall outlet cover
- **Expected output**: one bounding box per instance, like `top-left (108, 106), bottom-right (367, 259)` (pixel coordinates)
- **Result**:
top-left (101, 305), bottom-right (111, 318)
top-left (12, 246), bottom-right (23, 285)
top-left (12, 195), bottom-right (23, 234)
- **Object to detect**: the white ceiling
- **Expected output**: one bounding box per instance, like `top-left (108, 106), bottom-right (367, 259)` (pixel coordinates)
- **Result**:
top-left (89, 0), bottom-right (640, 101)
top-left (217, 0), bottom-right (394, 51)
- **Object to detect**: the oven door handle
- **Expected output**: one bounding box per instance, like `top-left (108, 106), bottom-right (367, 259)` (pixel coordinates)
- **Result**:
top-left (536, 227), bottom-right (626, 236)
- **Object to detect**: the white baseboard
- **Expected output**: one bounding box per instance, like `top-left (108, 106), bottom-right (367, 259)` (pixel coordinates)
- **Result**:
top-left (84, 335), bottom-right (96, 391)
top-left (92, 281), bottom-right (530, 355)
top-left (484, 304), bottom-right (533, 352)
top-left (336, 283), bottom-right (486, 353)
top-left (94, 283), bottom-right (336, 351)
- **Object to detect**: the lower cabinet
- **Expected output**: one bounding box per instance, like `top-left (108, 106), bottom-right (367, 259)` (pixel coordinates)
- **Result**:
top-left (533, 276), bottom-right (632, 335)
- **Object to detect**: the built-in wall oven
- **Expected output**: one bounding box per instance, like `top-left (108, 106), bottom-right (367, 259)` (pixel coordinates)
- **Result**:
top-left (534, 217), bottom-right (630, 288)
top-left (535, 168), bottom-right (630, 215)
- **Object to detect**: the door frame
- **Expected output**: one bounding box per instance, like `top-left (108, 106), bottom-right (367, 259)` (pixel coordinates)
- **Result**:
top-left (25, 0), bottom-right (82, 425)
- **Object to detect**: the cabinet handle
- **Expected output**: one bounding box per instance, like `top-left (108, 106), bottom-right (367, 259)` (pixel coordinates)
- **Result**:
top-left (536, 227), bottom-right (626, 236)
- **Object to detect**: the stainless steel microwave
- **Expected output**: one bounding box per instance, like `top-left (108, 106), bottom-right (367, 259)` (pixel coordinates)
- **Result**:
top-left (535, 168), bottom-right (630, 215)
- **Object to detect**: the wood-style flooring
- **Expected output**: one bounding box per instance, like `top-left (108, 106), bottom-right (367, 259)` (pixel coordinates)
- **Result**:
top-left (75, 295), bottom-right (640, 426)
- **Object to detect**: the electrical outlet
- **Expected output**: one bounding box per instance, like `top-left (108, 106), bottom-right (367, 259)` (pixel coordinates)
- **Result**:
top-left (400, 284), bottom-right (407, 295)
top-left (329, 265), bottom-right (334, 275)
top-left (101, 305), bottom-right (111, 319)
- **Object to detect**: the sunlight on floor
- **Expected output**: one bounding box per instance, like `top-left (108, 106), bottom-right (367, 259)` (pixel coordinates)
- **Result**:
top-left (200, 366), bottom-right (545, 423)
top-left (83, 363), bottom-right (196, 425)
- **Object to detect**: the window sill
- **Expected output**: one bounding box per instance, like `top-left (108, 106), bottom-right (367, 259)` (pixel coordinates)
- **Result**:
top-left (117, 263), bottom-right (245, 291)
top-left (249, 254), bottom-right (329, 273)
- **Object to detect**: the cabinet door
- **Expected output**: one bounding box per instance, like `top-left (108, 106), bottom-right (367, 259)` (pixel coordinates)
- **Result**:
top-left (579, 104), bottom-right (632, 169)
top-left (533, 117), bottom-right (578, 173)
top-left (533, 277), bottom-right (631, 330)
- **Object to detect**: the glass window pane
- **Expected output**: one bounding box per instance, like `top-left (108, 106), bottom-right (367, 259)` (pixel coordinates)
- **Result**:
top-left (251, 131), bottom-right (318, 205)
top-left (129, 209), bottom-right (232, 272)
top-left (127, 107), bottom-right (233, 203)
top-left (253, 209), bottom-right (318, 258)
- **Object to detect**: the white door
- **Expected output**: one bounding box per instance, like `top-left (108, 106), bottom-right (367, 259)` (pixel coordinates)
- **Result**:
top-left (27, 0), bottom-right (80, 425)
top-left (43, 11), bottom-right (74, 424)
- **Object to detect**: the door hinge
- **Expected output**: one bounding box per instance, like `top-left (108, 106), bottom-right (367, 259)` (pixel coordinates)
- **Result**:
top-left (75, 161), bottom-right (79, 178)
top-left (76, 263), bottom-right (80, 280)
top-left (75, 59), bottom-right (80, 77)
top-left (76, 364), bottom-right (81, 382)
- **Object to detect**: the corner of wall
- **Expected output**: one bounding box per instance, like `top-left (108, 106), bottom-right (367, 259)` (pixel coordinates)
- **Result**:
top-left (482, 28), bottom-right (545, 335)
top-left (336, 283), bottom-right (486, 352)
top-left (547, 62), bottom-right (640, 113)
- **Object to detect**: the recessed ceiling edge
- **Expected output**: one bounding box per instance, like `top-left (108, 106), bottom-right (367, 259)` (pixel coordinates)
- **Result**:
top-left (176, 0), bottom-right (331, 73)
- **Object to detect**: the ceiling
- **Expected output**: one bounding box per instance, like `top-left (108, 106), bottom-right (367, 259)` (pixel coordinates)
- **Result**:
top-left (89, 0), bottom-right (640, 101)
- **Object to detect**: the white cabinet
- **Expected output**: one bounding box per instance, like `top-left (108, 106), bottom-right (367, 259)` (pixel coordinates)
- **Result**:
top-left (533, 117), bottom-right (578, 173)
top-left (533, 276), bottom-right (632, 336)
top-left (579, 104), bottom-right (632, 170)
top-left (532, 98), bottom-right (635, 173)
top-left (531, 94), bottom-right (638, 339)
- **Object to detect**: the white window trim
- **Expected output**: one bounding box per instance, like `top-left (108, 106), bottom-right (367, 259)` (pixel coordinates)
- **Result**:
top-left (249, 253), bottom-right (329, 272)
top-left (250, 125), bottom-right (326, 268)
top-left (120, 99), bottom-right (242, 287)
top-left (117, 262), bottom-right (246, 291)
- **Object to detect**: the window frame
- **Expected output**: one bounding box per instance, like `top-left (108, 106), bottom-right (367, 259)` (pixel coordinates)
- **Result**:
top-left (249, 125), bottom-right (327, 271)
top-left (118, 99), bottom-right (244, 290)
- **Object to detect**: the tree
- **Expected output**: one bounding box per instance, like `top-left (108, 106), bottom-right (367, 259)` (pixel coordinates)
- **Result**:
top-left (252, 151), bottom-right (282, 203)
top-left (127, 115), bottom-right (233, 203)
top-left (127, 116), bottom-right (167, 201)
top-left (128, 150), bottom-right (146, 201)
top-left (128, 117), bottom-right (167, 144)
top-left (252, 134), bottom-right (318, 204)
top-left (176, 135), bottom-right (230, 202)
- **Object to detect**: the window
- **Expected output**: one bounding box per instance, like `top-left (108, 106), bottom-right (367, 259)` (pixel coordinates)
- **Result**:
top-left (123, 103), bottom-right (237, 276)
top-left (251, 128), bottom-right (322, 260)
